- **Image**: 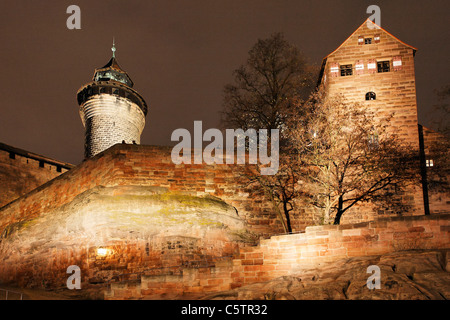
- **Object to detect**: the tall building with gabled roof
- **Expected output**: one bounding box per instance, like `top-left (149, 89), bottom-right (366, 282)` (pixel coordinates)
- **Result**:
top-left (317, 18), bottom-right (450, 217)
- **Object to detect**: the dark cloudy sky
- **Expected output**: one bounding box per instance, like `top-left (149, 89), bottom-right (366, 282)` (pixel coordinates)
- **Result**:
top-left (0, 0), bottom-right (448, 165)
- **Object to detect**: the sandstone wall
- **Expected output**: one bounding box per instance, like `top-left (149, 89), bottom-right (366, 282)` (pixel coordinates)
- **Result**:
top-left (0, 143), bottom-right (73, 208)
top-left (421, 126), bottom-right (450, 214)
top-left (0, 143), bottom-right (447, 299)
top-left (0, 144), bottom-right (286, 237)
top-left (106, 213), bottom-right (449, 299)
top-left (0, 143), bottom-right (434, 240)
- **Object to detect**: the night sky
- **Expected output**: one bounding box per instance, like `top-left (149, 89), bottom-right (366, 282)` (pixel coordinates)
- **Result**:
top-left (0, 0), bottom-right (448, 165)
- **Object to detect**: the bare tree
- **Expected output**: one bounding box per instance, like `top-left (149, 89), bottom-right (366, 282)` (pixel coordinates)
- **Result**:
top-left (434, 84), bottom-right (450, 137)
top-left (285, 89), bottom-right (420, 225)
top-left (221, 32), bottom-right (317, 137)
top-left (220, 33), bottom-right (316, 232)
top-left (243, 154), bottom-right (302, 233)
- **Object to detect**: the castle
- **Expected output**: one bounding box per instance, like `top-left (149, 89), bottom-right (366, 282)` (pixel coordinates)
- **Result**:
top-left (0, 19), bottom-right (448, 299)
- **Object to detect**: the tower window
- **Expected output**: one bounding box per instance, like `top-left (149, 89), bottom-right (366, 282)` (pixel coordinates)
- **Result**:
top-left (39, 161), bottom-right (45, 168)
top-left (426, 159), bottom-right (434, 167)
top-left (366, 92), bottom-right (376, 100)
top-left (9, 152), bottom-right (15, 159)
top-left (365, 38), bottom-right (372, 44)
top-left (340, 64), bottom-right (353, 76)
top-left (100, 87), bottom-right (111, 94)
top-left (377, 61), bottom-right (390, 73)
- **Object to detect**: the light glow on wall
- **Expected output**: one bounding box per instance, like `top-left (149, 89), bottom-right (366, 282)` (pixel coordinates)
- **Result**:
top-left (97, 247), bottom-right (108, 256)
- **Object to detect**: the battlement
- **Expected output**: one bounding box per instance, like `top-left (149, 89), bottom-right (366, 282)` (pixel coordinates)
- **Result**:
top-left (0, 142), bottom-right (74, 171)
top-left (0, 142), bottom-right (74, 208)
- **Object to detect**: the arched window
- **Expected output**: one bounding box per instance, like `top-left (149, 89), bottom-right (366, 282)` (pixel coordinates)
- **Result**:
top-left (366, 92), bottom-right (376, 100)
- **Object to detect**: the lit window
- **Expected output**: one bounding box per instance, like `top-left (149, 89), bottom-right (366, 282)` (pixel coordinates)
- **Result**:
top-left (366, 92), bottom-right (376, 100)
top-left (426, 159), bottom-right (434, 167)
top-left (365, 38), bottom-right (372, 44)
top-left (340, 64), bottom-right (353, 76)
top-left (377, 61), bottom-right (390, 73)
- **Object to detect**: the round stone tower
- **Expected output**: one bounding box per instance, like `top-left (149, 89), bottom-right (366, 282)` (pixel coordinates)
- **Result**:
top-left (77, 43), bottom-right (148, 158)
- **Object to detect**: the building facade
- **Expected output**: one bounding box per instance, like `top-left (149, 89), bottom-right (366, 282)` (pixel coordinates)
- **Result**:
top-left (316, 19), bottom-right (439, 217)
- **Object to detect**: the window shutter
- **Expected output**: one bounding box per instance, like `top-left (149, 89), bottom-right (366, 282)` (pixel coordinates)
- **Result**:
top-left (367, 59), bottom-right (376, 74)
top-left (355, 60), bottom-right (364, 75)
top-left (374, 34), bottom-right (381, 43)
top-left (393, 56), bottom-right (402, 71)
top-left (329, 62), bottom-right (339, 77)
top-left (358, 36), bottom-right (364, 45)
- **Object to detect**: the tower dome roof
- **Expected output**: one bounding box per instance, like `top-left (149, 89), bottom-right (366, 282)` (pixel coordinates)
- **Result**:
top-left (92, 57), bottom-right (134, 87)
top-left (92, 41), bottom-right (134, 87)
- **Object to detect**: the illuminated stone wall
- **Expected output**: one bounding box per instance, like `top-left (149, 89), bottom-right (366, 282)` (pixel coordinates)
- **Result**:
top-left (0, 144), bottom-right (73, 208)
top-left (0, 144), bottom-right (285, 237)
top-left (106, 213), bottom-right (449, 299)
top-left (0, 144), bottom-right (447, 299)
top-left (421, 126), bottom-right (450, 214)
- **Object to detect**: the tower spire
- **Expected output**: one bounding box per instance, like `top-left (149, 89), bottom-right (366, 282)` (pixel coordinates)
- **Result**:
top-left (112, 37), bottom-right (116, 58)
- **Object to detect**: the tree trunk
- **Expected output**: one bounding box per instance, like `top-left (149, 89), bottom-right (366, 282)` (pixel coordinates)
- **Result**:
top-left (333, 195), bottom-right (344, 225)
top-left (283, 201), bottom-right (293, 233)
